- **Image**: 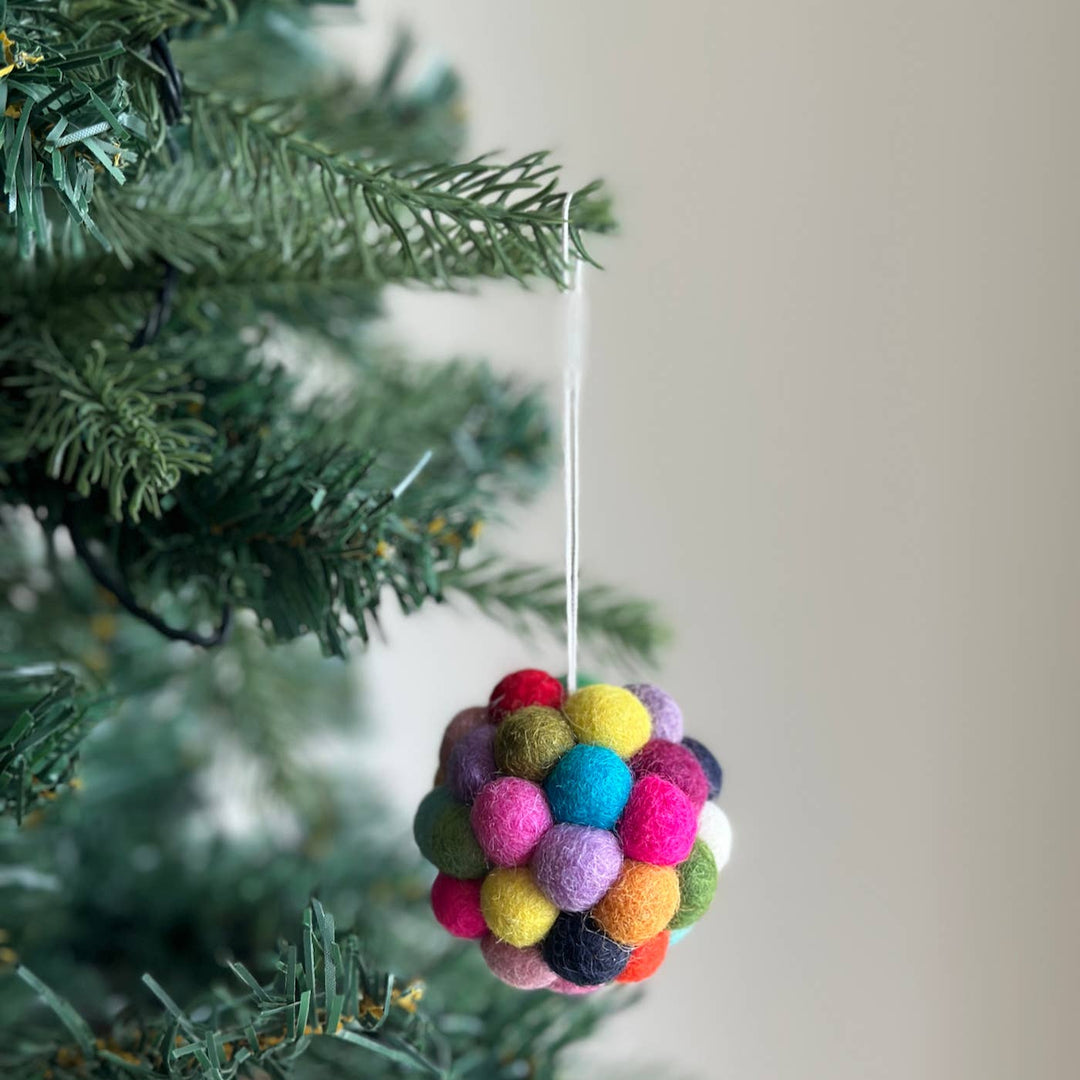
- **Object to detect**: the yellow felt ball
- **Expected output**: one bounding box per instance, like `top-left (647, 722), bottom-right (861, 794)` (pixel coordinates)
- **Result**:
top-left (480, 867), bottom-right (559, 947)
top-left (562, 684), bottom-right (651, 759)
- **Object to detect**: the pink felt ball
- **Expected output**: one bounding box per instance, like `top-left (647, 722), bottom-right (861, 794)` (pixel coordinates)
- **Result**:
top-left (630, 738), bottom-right (710, 812)
top-left (471, 776), bottom-right (553, 867)
top-left (430, 873), bottom-right (487, 939)
top-left (549, 977), bottom-right (603, 995)
top-left (480, 935), bottom-right (557, 990)
top-left (618, 775), bottom-right (697, 866)
top-left (438, 706), bottom-right (490, 768)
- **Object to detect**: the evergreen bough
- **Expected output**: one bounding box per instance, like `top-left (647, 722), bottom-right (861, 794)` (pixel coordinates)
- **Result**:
top-left (0, 3), bottom-right (661, 1076)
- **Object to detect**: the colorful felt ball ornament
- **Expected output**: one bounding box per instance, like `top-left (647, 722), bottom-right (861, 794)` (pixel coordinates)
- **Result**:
top-left (430, 873), bottom-right (487, 939)
top-left (494, 706), bottom-right (575, 781)
top-left (414, 669), bottom-right (733, 992)
top-left (616, 930), bottom-right (670, 984)
top-left (489, 669), bottom-right (564, 722)
top-left (471, 777), bottom-right (552, 867)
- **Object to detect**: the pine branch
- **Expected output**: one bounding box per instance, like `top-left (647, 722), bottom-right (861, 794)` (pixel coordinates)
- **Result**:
top-left (0, 337), bottom-right (213, 522)
top-left (8, 898), bottom-right (627, 1080)
top-left (0, 664), bottom-right (97, 823)
top-left (93, 99), bottom-right (612, 284)
top-left (13, 899), bottom-right (446, 1078)
top-left (444, 558), bottom-right (671, 669)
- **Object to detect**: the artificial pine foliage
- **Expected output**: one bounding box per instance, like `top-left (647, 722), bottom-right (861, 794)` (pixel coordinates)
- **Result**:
top-left (0, 2), bottom-right (664, 1076)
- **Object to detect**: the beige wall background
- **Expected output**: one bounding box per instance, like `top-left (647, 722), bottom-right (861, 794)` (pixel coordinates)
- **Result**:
top-left (336, 3), bottom-right (1080, 1077)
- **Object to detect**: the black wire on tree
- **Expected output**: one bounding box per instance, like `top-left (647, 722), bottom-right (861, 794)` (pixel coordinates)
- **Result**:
top-left (67, 32), bottom-right (233, 648)
top-left (66, 512), bottom-right (234, 648)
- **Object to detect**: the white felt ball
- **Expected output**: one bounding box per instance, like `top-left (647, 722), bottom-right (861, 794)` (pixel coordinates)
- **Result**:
top-left (696, 802), bottom-right (733, 871)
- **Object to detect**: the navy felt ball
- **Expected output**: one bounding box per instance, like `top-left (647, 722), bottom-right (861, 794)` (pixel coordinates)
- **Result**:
top-left (542, 911), bottom-right (630, 987)
top-left (682, 736), bottom-right (723, 799)
top-left (544, 744), bottom-right (633, 830)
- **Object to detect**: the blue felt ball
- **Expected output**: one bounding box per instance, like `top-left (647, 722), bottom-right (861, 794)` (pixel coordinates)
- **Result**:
top-left (544, 744), bottom-right (632, 830)
top-left (682, 736), bottom-right (723, 799)
top-left (669, 926), bottom-right (694, 945)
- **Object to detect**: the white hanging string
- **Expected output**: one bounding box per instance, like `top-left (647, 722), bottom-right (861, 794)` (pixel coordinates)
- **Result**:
top-left (562, 191), bottom-right (586, 693)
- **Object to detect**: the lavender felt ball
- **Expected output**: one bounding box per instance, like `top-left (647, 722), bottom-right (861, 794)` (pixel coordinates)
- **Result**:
top-left (625, 683), bottom-right (684, 742)
top-left (446, 723), bottom-right (497, 803)
top-left (531, 823), bottom-right (624, 911)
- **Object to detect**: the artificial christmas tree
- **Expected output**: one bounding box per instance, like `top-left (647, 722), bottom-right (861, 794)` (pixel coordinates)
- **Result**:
top-left (0, 2), bottom-right (668, 1076)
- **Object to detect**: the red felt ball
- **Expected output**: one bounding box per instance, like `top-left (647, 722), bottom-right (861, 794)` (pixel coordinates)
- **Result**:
top-left (430, 873), bottom-right (487, 939)
top-left (616, 931), bottom-right (670, 984)
top-left (630, 739), bottom-right (710, 812)
top-left (618, 775), bottom-right (697, 866)
top-left (488, 669), bottom-right (564, 723)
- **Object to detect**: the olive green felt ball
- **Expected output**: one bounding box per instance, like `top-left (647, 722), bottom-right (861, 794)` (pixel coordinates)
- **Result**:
top-left (430, 801), bottom-right (488, 880)
top-left (413, 785), bottom-right (455, 864)
top-left (494, 706), bottom-right (576, 782)
top-left (668, 839), bottom-right (718, 930)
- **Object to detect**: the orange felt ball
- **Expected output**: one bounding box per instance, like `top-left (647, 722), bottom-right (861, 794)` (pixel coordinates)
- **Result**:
top-left (616, 930), bottom-right (670, 984)
top-left (592, 860), bottom-right (680, 947)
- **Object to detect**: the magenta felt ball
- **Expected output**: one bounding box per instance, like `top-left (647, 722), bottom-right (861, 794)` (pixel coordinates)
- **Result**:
top-left (480, 935), bottom-right (556, 990)
top-left (625, 683), bottom-right (684, 742)
top-left (446, 724), bottom-right (497, 803)
top-left (430, 873), bottom-right (486, 939)
top-left (438, 706), bottom-right (490, 768)
top-left (531, 824), bottom-right (624, 911)
top-left (471, 777), bottom-right (553, 867)
top-left (630, 739), bottom-right (710, 812)
top-left (619, 775), bottom-right (697, 866)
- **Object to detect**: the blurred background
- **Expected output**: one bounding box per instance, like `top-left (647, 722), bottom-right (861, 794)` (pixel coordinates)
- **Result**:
top-left (341, 2), bottom-right (1080, 1078)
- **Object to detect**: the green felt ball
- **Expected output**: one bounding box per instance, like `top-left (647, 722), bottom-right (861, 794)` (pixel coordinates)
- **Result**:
top-left (494, 706), bottom-right (576, 782)
top-left (669, 839), bottom-right (718, 930)
top-left (413, 786), bottom-right (455, 864)
top-left (558, 672), bottom-right (602, 690)
top-left (430, 801), bottom-right (488, 879)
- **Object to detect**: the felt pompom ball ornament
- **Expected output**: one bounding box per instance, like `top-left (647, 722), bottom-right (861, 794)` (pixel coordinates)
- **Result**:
top-left (413, 671), bottom-right (733, 991)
